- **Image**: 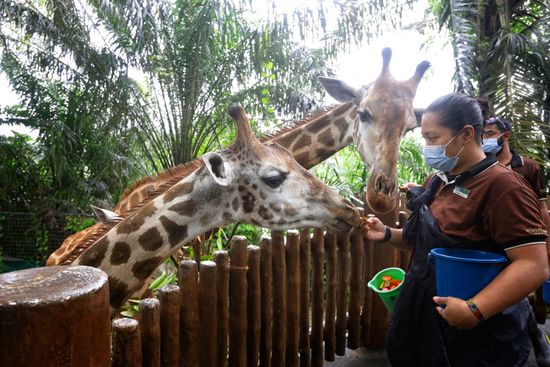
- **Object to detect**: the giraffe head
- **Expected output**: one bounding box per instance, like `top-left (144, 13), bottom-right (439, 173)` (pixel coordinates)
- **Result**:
top-left (319, 48), bottom-right (430, 213)
top-left (203, 104), bottom-right (360, 233)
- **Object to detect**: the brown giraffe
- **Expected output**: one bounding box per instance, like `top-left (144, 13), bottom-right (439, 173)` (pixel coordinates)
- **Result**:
top-left (47, 47), bottom-right (428, 265)
top-left (72, 105), bottom-right (360, 316)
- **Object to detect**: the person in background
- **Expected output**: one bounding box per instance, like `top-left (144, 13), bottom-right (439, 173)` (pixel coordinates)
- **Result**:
top-left (362, 93), bottom-right (549, 366)
top-left (482, 115), bottom-right (550, 367)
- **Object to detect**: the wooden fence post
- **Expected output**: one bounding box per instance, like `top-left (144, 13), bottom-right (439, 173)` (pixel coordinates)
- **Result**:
top-left (259, 237), bottom-right (273, 367)
top-left (215, 250), bottom-right (230, 367)
top-left (324, 232), bottom-right (337, 361)
top-left (310, 229), bottom-right (325, 367)
top-left (179, 260), bottom-right (199, 367)
top-left (112, 318), bottom-right (142, 367)
top-left (247, 245), bottom-right (261, 367)
top-left (158, 284), bottom-right (181, 367)
top-left (140, 298), bottom-right (161, 367)
top-left (199, 261), bottom-right (217, 367)
top-left (271, 230), bottom-right (287, 367)
top-left (285, 230), bottom-right (300, 367)
top-left (336, 231), bottom-right (350, 356)
top-left (0, 266), bottom-right (111, 367)
top-left (298, 229), bottom-right (311, 367)
top-left (347, 226), bottom-right (365, 349)
top-left (229, 236), bottom-right (248, 367)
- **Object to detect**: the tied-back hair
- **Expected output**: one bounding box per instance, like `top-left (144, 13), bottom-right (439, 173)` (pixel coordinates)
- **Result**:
top-left (425, 93), bottom-right (483, 144)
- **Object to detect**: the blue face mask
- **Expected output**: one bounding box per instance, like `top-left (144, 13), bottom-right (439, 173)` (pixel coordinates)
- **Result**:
top-left (482, 135), bottom-right (503, 154)
top-left (423, 134), bottom-right (465, 172)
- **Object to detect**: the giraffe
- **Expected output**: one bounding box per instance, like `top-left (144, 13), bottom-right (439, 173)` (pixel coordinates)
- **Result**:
top-left (72, 105), bottom-right (360, 316)
top-left (47, 47), bottom-right (429, 265)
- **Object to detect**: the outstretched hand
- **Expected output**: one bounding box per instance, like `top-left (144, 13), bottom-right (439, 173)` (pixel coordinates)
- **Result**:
top-left (433, 296), bottom-right (480, 330)
top-left (360, 216), bottom-right (387, 242)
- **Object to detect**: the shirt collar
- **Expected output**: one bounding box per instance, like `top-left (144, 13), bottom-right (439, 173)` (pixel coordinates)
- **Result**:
top-left (436, 154), bottom-right (498, 186)
top-left (508, 150), bottom-right (524, 168)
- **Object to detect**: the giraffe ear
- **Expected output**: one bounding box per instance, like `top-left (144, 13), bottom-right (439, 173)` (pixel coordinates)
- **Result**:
top-left (318, 76), bottom-right (360, 104)
top-left (202, 152), bottom-right (233, 187)
top-left (90, 205), bottom-right (123, 223)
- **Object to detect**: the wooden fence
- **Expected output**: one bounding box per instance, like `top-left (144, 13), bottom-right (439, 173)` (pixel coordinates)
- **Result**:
top-left (111, 219), bottom-right (409, 367)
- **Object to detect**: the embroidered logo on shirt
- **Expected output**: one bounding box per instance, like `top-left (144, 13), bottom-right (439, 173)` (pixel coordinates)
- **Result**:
top-left (526, 228), bottom-right (549, 236)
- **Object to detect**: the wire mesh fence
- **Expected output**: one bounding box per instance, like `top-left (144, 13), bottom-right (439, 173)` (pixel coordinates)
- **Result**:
top-left (0, 212), bottom-right (94, 265)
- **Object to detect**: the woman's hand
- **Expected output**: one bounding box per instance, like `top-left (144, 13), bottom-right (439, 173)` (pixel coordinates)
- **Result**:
top-left (433, 296), bottom-right (480, 329)
top-left (360, 216), bottom-right (387, 242)
top-left (399, 182), bottom-right (421, 192)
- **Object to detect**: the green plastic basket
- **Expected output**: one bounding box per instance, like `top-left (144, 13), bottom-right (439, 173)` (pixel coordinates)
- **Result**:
top-left (368, 267), bottom-right (405, 312)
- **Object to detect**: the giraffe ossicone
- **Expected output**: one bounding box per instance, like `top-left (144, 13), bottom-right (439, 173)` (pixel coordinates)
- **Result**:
top-left (73, 104), bottom-right (360, 316)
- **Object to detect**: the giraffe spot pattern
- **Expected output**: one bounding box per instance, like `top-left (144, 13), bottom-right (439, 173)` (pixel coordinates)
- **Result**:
top-left (307, 114), bottom-right (330, 133)
top-left (160, 216), bottom-right (188, 248)
top-left (292, 134), bottom-right (312, 152)
top-left (283, 205), bottom-right (298, 217)
top-left (258, 205), bottom-right (273, 220)
top-left (294, 151), bottom-right (310, 166)
top-left (269, 203), bottom-right (281, 212)
top-left (242, 191), bottom-right (255, 213)
top-left (78, 237), bottom-right (109, 267)
top-left (168, 199), bottom-right (197, 217)
top-left (109, 277), bottom-right (130, 310)
top-left (319, 128), bottom-right (335, 147)
top-left (132, 256), bottom-right (163, 280)
top-left (163, 181), bottom-right (194, 204)
top-left (138, 227), bottom-right (163, 251)
top-left (117, 203), bottom-right (157, 235)
top-left (334, 117), bottom-right (349, 142)
top-left (110, 241), bottom-right (131, 265)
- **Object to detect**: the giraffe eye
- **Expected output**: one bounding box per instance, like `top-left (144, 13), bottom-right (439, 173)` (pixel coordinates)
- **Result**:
top-left (358, 109), bottom-right (372, 123)
top-left (261, 172), bottom-right (287, 189)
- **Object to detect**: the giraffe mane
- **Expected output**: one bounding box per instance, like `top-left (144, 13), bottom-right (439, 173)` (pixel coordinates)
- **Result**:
top-left (258, 104), bottom-right (340, 142)
top-left (58, 159), bottom-right (204, 265)
top-left (116, 160), bottom-right (204, 209)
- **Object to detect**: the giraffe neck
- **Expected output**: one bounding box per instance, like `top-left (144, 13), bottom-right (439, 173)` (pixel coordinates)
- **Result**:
top-left (269, 102), bottom-right (356, 169)
top-left (115, 102), bottom-right (356, 212)
top-left (48, 103), bottom-right (357, 267)
top-left (74, 166), bottom-right (230, 315)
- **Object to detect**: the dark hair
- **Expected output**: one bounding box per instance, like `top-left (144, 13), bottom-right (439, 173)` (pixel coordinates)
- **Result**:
top-left (483, 116), bottom-right (512, 133)
top-left (424, 93), bottom-right (483, 143)
top-left (476, 97), bottom-right (491, 120)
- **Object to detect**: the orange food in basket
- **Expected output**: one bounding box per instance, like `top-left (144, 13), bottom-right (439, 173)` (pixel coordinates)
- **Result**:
top-left (379, 275), bottom-right (402, 291)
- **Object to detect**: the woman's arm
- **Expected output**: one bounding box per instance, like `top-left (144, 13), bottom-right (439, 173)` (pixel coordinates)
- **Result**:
top-left (435, 243), bottom-right (549, 329)
top-left (360, 216), bottom-right (409, 251)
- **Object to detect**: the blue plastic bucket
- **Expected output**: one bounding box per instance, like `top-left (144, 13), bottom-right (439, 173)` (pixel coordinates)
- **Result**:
top-left (430, 248), bottom-right (506, 300)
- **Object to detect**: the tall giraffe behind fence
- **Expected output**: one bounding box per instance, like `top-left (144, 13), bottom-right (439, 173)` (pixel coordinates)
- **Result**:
top-left (47, 47), bottom-right (429, 267)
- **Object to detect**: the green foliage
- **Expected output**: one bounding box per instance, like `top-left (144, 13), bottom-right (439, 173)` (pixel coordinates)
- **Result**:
top-left (397, 134), bottom-right (433, 184)
top-left (64, 215), bottom-right (95, 233)
top-left (430, 0), bottom-right (550, 168)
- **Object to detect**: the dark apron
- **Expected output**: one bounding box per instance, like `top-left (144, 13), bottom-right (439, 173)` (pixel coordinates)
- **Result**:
top-left (386, 177), bottom-right (531, 367)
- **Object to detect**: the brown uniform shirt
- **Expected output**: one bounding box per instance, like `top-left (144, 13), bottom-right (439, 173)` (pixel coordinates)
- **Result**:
top-left (424, 155), bottom-right (547, 253)
top-left (507, 150), bottom-right (547, 201)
